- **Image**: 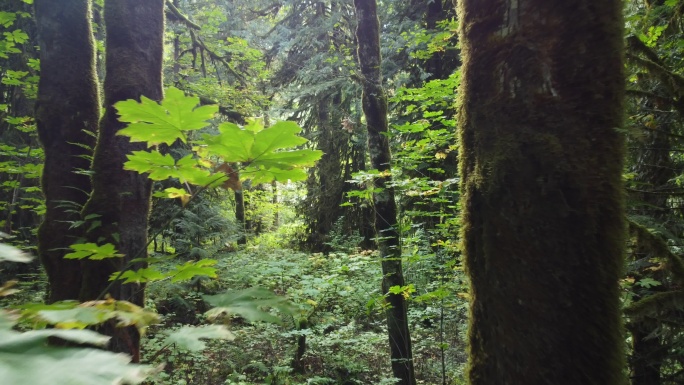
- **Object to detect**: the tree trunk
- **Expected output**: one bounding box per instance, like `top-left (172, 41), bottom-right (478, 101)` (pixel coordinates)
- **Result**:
top-left (235, 189), bottom-right (246, 245)
top-left (456, 1), bottom-right (627, 384)
top-left (80, 0), bottom-right (164, 361)
top-left (34, 0), bottom-right (100, 303)
top-left (354, 1), bottom-right (416, 384)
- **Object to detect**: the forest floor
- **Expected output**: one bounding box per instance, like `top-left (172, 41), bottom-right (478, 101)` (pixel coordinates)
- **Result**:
top-left (141, 246), bottom-right (468, 385)
top-left (0, 245), bottom-right (468, 385)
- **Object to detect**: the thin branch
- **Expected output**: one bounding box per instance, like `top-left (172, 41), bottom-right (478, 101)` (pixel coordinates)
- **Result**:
top-left (628, 218), bottom-right (684, 284)
top-left (189, 29), bottom-right (248, 87)
top-left (626, 52), bottom-right (684, 96)
top-left (626, 35), bottom-right (665, 66)
top-left (626, 88), bottom-right (677, 108)
top-left (198, 96), bottom-right (245, 124)
top-left (165, 0), bottom-right (201, 30)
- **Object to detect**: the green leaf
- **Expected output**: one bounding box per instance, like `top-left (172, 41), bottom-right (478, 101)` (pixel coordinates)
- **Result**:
top-left (116, 87), bottom-right (217, 146)
top-left (0, 312), bottom-right (151, 385)
top-left (164, 325), bottom-right (234, 352)
top-left (123, 150), bottom-right (175, 176)
top-left (201, 122), bottom-right (255, 162)
top-left (64, 243), bottom-right (123, 260)
top-left (124, 151), bottom-right (219, 187)
top-left (4, 30), bottom-right (28, 44)
top-left (200, 119), bottom-right (322, 184)
top-left (0, 12), bottom-right (16, 28)
top-left (251, 121), bottom-right (307, 157)
top-left (35, 307), bottom-right (108, 329)
top-left (19, 299), bottom-right (159, 332)
top-left (169, 259), bottom-right (218, 282)
top-left (110, 268), bottom-right (166, 284)
top-left (204, 287), bottom-right (294, 324)
top-left (152, 187), bottom-right (190, 200)
top-left (637, 277), bottom-right (661, 288)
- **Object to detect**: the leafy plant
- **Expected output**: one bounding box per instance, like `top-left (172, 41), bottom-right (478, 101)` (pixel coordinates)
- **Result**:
top-left (0, 243), bottom-right (152, 385)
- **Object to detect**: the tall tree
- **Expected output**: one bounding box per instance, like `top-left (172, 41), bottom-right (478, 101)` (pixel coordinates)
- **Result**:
top-left (80, 0), bottom-right (164, 361)
top-left (354, 1), bottom-right (416, 384)
top-left (456, 0), bottom-right (627, 384)
top-left (34, 0), bottom-right (99, 303)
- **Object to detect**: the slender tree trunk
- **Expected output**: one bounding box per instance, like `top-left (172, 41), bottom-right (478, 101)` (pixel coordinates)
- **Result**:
top-left (271, 180), bottom-right (278, 230)
top-left (34, 0), bottom-right (99, 303)
top-left (456, 1), bottom-right (626, 384)
top-left (235, 189), bottom-right (246, 245)
top-left (354, 1), bottom-right (416, 384)
top-left (80, 0), bottom-right (164, 361)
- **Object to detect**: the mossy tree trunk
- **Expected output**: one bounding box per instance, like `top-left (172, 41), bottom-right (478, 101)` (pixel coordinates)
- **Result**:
top-left (80, 0), bottom-right (164, 361)
top-left (354, 1), bottom-right (416, 384)
top-left (456, 1), bottom-right (627, 384)
top-left (34, 0), bottom-right (99, 303)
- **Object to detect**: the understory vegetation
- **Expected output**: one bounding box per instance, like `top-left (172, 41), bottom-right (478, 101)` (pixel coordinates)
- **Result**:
top-left (141, 242), bottom-right (467, 385)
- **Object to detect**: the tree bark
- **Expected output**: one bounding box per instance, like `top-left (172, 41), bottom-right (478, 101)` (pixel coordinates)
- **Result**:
top-left (235, 189), bottom-right (246, 245)
top-left (456, 1), bottom-right (627, 384)
top-left (34, 0), bottom-right (99, 303)
top-left (354, 1), bottom-right (416, 384)
top-left (80, 0), bottom-right (164, 361)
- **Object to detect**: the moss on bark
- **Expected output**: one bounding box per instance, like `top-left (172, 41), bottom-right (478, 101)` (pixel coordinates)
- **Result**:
top-left (80, 0), bottom-right (164, 361)
top-left (34, 0), bottom-right (100, 303)
top-left (456, 0), bottom-right (627, 384)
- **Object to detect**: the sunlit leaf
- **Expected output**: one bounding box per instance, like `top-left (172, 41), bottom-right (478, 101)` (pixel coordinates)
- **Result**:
top-left (64, 243), bottom-right (123, 260)
top-left (169, 259), bottom-right (218, 282)
top-left (116, 87), bottom-right (217, 146)
top-left (109, 268), bottom-right (166, 284)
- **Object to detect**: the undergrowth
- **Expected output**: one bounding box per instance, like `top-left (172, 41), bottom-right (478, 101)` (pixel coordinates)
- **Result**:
top-left (142, 246), bottom-right (467, 385)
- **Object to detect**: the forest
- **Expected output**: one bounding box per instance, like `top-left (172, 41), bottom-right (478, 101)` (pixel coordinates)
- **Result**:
top-left (0, 0), bottom-right (682, 384)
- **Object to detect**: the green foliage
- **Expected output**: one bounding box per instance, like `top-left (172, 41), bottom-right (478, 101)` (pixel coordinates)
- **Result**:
top-left (169, 259), bottom-right (218, 283)
top-left (199, 120), bottom-right (323, 184)
top-left (117, 87), bottom-right (218, 146)
top-left (164, 325), bottom-right (234, 352)
top-left (400, 19), bottom-right (459, 60)
top-left (0, 312), bottom-right (151, 385)
top-left (64, 242), bottom-right (123, 260)
top-left (0, 7), bottom-right (32, 59)
top-left (118, 87), bottom-right (322, 190)
top-left (204, 286), bottom-right (295, 324)
top-left (18, 298), bottom-right (160, 332)
top-left (0, 244), bottom-right (152, 384)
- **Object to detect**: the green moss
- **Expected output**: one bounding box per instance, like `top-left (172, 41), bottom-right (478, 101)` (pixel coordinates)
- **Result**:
top-left (35, 0), bottom-right (100, 302)
top-left (457, 0), bottom-right (627, 383)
